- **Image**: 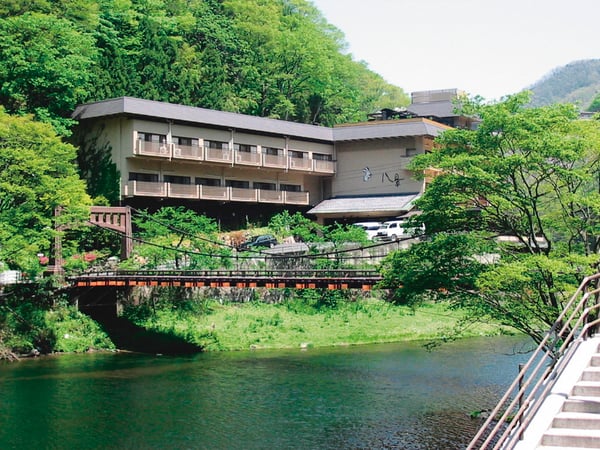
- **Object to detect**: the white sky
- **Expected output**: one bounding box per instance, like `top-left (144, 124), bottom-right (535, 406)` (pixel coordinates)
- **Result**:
top-left (311, 0), bottom-right (600, 101)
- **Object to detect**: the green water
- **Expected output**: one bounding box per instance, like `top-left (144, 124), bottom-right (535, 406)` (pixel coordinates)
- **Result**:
top-left (0, 336), bottom-right (530, 449)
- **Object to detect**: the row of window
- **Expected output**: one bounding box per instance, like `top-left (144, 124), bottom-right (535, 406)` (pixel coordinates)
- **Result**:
top-left (138, 132), bottom-right (332, 161)
top-left (129, 172), bottom-right (301, 192)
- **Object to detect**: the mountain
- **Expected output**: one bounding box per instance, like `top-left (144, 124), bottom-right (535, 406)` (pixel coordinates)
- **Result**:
top-left (526, 59), bottom-right (600, 109)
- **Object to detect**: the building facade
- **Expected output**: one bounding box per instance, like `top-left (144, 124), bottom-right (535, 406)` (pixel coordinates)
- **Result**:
top-left (73, 90), bottom-right (460, 226)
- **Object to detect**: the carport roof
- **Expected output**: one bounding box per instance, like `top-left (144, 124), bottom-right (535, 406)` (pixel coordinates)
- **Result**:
top-left (307, 193), bottom-right (420, 217)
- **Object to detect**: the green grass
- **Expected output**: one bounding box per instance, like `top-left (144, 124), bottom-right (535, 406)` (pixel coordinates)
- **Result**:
top-left (125, 296), bottom-right (510, 352)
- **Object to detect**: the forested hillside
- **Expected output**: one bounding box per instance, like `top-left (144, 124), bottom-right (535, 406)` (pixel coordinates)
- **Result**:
top-left (527, 59), bottom-right (600, 110)
top-left (0, 0), bottom-right (409, 135)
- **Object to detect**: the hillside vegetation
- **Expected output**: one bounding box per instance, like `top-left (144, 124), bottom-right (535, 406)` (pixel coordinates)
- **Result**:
top-left (527, 59), bottom-right (600, 109)
top-left (0, 0), bottom-right (408, 135)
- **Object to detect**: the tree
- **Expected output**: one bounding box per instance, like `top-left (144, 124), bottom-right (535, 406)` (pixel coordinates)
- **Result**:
top-left (589, 92), bottom-right (600, 112)
top-left (0, 108), bottom-right (91, 274)
top-left (380, 92), bottom-right (600, 350)
top-left (0, 12), bottom-right (96, 135)
top-left (123, 207), bottom-right (232, 270)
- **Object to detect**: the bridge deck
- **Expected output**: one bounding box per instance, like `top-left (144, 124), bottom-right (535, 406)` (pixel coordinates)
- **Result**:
top-left (69, 269), bottom-right (383, 290)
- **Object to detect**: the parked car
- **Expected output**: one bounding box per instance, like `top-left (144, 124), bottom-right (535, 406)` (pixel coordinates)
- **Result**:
top-left (352, 222), bottom-right (383, 240)
top-left (374, 220), bottom-right (410, 241)
top-left (238, 234), bottom-right (278, 251)
top-left (374, 219), bottom-right (424, 241)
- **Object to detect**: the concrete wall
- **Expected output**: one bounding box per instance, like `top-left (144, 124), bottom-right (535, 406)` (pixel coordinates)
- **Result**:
top-left (332, 136), bottom-right (424, 197)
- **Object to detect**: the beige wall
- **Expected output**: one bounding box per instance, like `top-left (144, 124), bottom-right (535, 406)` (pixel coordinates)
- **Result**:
top-left (84, 114), bottom-right (432, 207)
top-left (333, 137), bottom-right (424, 197)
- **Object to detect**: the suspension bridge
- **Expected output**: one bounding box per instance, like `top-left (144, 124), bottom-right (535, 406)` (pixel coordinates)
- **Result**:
top-left (68, 268), bottom-right (382, 290)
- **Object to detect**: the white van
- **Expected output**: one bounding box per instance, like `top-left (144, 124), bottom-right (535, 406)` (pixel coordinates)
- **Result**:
top-left (352, 222), bottom-right (383, 240)
top-left (374, 219), bottom-right (424, 241)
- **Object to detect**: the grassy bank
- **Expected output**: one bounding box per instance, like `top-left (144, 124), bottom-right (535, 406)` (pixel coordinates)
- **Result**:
top-left (1, 283), bottom-right (115, 360)
top-left (122, 292), bottom-right (510, 352)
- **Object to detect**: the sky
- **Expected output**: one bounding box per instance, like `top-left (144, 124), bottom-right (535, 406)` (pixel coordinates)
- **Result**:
top-left (311, 0), bottom-right (600, 101)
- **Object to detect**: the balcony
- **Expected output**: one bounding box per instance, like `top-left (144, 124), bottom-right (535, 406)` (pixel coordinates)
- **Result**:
top-left (124, 181), bottom-right (309, 205)
top-left (135, 140), bottom-right (170, 157)
top-left (205, 147), bottom-right (232, 163)
top-left (235, 151), bottom-right (261, 166)
top-left (263, 153), bottom-right (287, 169)
top-left (133, 138), bottom-right (334, 175)
top-left (313, 159), bottom-right (335, 174)
top-left (125, 180), bottom-right (167, 197)
top-left (289, 156), bottom-right (312, 171)
top-left (258, 189), bottom-right (284, 204)
top-left (173, 144), bottom-right (203, 161)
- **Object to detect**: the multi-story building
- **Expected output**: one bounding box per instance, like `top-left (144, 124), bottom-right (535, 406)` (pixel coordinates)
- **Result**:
top-left (72, 89), bottom-right (463, 227)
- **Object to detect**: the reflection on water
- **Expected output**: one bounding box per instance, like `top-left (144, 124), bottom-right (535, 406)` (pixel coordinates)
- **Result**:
top-left (0, 336), bottom-right (530, 449)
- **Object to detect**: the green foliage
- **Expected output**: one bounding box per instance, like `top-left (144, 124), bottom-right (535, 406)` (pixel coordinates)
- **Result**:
top-left (379, 233), bottom-right (492, 305)
top-left (0, 12), bottom-right (96, 135)
top-left (324, 222), bottom-right (369, 245)
top-left (528, 59), bottom-right (600, 108)
top-left (268, 210), bottom-right (325, 242)
top-left (400, 92), bottom-right (600, 348)
top-left (123, 207), bottom-right (232, 270)
top-left (46, 304), bottom-right (115, 353)
top-left (72, 124), bottom-right (120, 204)
top-left (589, 93), bottom-right (600, 112)
top-left (2, 0), bottom-right (408, 132)
top-left (121, 292), bottom-right (505, 352)
top-left (0, 282), bottom-right (114, 356)
top-left (0, 108), bottom-right (91, 273)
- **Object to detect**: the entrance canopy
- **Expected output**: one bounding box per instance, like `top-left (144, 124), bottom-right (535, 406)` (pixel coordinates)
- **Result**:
top-left (307, 193), bottom-right (420, 223)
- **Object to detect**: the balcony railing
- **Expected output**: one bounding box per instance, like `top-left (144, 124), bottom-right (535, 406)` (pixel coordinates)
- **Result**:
top-left (134, 139), bottom-right (333, 174)
top-left (205, 147), bottom-right (232, 163)
top-left (289, 156), bottom-right (312, 171)
top-left (124, 181), bottom-right (309, 205)
top-left (173, 144), bottom-right (203, 160)
top-left (258, 189), bottom-right (284, 204)
top-left (235, 151), bottom-right (261, 166)
top-left (135, 140), bottom-right (170, 157)
top-left (313, 159), bottom-right (335, 174)
top-left (263, 153), bottom-right (287, 169)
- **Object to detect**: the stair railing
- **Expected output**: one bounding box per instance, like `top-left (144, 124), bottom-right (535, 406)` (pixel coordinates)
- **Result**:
top-left (467, 272), bottom-right (600, 450)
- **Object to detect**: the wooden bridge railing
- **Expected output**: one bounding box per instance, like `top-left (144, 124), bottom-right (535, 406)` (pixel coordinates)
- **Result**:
top-left (69, 269), bottom-right (383, 290)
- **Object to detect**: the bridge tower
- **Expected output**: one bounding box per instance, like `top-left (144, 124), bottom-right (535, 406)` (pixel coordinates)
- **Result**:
top-left (51, 206), bottom-right (132, 275)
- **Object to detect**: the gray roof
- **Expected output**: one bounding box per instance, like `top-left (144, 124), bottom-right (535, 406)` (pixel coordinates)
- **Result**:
top-left (333, 119), bottom-right (448, 141)
top-left (407, 100), bottom-right (457, 118)
top-left (307, 194), bottom-right (420, 216)
top-left (73, 97), bottom-right (334, 142)
top-left (73, 97), bottom-right (449, 143)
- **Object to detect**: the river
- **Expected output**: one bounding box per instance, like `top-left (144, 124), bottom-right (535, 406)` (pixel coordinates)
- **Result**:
top-left (0, 335), bottom-right (530, 449)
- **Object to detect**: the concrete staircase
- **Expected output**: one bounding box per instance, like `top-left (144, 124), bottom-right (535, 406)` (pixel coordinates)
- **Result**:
top-left (530, 339), bottom-right (600, 449)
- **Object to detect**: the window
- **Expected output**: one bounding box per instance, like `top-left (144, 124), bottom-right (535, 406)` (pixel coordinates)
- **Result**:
top-left (129, 172), bottom-right (159, 182)
top-left (234, 143), bottom-right (257, 153)
top-left (205, 140), bottom-right (229, 150)
top-left (138, 132), bottom-right (166, 144)
top-left (174, 136), bottom-right (199, 147)
top-left (254, 182), bottom-right (276, 190)
top-left (264, 147), bottom-right (282, 156)
top-left (164, 175), bottom-right (191, 185)
top-left (406, 148), bottom-right (419, 156)
top-left (313, 153), bottom-right (332, 161)
top-left (289, 150), bottom-right (306, 159)
top-left (226, 180), bottom-right (250, 189)
top-left (280, 183), bottom-right (301, 192)
top-left (195, 177), bottom-right (221, 186)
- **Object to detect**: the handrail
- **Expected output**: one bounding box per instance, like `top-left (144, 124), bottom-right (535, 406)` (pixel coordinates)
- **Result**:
top-left (70, 268), bottom-right (382, 279)
top-left (467, 273), bottom-right (600, 449)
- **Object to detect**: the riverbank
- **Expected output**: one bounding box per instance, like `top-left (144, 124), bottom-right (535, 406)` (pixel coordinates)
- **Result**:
top-left (1, 285), bottom-right (511, 359)
top-left (121, 294), bottom-right (511, 352)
